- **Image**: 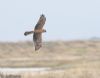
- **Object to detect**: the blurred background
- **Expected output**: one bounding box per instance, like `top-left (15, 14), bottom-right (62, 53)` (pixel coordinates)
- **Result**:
top-left (0, 0), bottom-right (100, 41)
top-left (0, 0), bottom-right (100, 78)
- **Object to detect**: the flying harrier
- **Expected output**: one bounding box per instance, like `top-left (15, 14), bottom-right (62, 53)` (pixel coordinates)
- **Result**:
top-left (24, 14), bottom-right (46, 51)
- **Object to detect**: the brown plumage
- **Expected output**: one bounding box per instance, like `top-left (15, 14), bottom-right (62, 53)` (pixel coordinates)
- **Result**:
top-left (24, 14), bottom-right (46, 51)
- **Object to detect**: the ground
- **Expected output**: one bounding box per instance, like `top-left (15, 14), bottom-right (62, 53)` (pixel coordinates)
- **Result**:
top-left (0, 40), bottom-right (100, 78)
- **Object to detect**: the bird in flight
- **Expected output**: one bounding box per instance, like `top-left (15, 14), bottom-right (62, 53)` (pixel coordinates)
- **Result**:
top-left (24, 14), bottom-right (46, 51)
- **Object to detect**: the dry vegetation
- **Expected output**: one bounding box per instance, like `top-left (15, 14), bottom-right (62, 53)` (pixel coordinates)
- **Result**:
top-left (0, 40), bottom-right (100, 78)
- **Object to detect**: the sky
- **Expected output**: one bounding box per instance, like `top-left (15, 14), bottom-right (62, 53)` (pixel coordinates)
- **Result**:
top-left (0, 0), bottom-right (100, 41)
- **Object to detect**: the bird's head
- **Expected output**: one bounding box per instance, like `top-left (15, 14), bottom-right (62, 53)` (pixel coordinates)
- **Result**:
top-left (43, 29), bottom-right (46, 32)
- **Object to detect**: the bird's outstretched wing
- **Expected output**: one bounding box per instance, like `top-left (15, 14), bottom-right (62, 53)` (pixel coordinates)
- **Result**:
top-left (34, 14), bottom-right (46, 30)
top-left (33, 33), bottom-right (42, 51)
top-left (33, 14), bottom-right (46, 51)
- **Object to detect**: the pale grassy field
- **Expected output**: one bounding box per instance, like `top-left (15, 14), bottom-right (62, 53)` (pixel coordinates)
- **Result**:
top-left (0, 40), bottom-right (100, 78)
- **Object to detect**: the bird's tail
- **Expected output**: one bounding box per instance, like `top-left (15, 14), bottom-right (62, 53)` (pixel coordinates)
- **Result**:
top-left (24, 31), bottom-right (34, 36)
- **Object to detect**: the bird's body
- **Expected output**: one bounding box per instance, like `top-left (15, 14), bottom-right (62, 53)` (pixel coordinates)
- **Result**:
top-left (24, 14), bottom-right (46, 51)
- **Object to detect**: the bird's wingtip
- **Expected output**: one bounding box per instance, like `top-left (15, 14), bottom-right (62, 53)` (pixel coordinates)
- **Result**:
top-left (41, 14), bottom-right (45, 17)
